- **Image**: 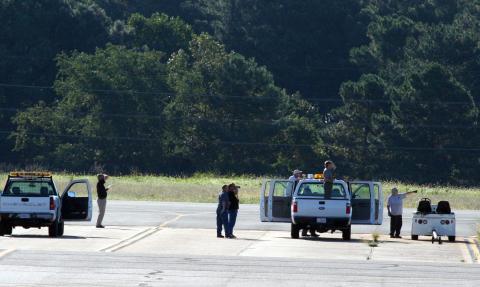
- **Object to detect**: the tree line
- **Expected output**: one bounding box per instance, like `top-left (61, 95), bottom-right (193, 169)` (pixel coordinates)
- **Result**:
top-left (1, 0), bottom-right (479, 184)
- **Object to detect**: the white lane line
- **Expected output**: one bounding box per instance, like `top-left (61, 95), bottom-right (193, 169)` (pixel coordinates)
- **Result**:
top-left (468, 238), bottom-right (480, 263)
top-left (100, 211), bottom-right (214, 253)
top-left (100, 213), bottom-right (185, 252)
top-left (99, 227), bottom-right (156, 252)
top-left (0, 248), bottom-right (15, 259)
top-left (460, 238), bottom-right (474, 264)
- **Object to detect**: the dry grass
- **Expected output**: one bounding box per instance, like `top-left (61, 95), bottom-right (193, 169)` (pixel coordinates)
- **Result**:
top-left (382, 181), bottom-right (480, 210)
top-left (1, 173), bottom-right (479, 209)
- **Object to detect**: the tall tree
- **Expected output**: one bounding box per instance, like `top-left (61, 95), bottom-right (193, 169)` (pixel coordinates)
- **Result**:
top-left (0, 0), bottom-right (111, 164)
top-left (13, 45), bottom-right (168, 172)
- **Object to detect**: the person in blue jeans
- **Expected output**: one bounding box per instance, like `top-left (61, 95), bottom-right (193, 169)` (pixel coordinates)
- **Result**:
top-left (216, 185), bottom-right (229, 238)
top-left (226, 183), bottom-right (240, 239)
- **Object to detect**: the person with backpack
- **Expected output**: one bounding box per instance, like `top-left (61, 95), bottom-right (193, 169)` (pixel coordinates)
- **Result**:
top-left (387, 187), bottom-right (417, 238)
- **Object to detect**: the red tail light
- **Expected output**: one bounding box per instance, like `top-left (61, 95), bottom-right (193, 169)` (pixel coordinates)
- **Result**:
top-left (346, 203), bottom-right (351, 214)
top-left (50, 197), bottom-right (55, 210)
top-left (292, 201), bottom-right (298, 213)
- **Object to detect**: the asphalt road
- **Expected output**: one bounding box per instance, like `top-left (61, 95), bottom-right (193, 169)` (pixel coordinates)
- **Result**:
top-left (86, 201), bottom-right (480, 236)
top-left (1, 250), bottom-right (479, 287)
top-left (1, 200), bottom-right (478, 287)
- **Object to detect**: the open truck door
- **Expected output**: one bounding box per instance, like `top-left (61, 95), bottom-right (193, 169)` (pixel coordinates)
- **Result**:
top-left (349, 181), bottom-right (383, 225)
top-left (260, 180), bottom-right (271, 222)
top-left (267, 180), bottom-right (295, 222)
top-left (61, 179), bottom-right (92, 221)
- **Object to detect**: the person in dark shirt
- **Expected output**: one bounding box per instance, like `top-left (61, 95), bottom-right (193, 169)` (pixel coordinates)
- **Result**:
top-left (96, 174), bottom-right (109, 228)
top-left (216, 185), bottom-right (229, 238)
top-left (323, 160), bottom-right (336, 199)
top-left (226, 183), bottom-right (240, 239)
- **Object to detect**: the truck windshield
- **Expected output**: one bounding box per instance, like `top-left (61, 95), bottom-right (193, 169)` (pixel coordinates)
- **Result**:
top-left (3, 180), bottom-right (56, 197)
top-left (297, 182), bottom-right (347, 199)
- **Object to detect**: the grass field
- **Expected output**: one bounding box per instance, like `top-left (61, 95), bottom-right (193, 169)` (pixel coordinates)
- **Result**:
top-left (1, 173), bottom-right (479, 210)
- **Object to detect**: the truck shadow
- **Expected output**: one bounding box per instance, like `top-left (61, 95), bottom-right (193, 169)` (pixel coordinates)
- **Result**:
top-left (8, 235), bottom-right (109, 240)
top-left (278, 236), bottom-right (364, 243)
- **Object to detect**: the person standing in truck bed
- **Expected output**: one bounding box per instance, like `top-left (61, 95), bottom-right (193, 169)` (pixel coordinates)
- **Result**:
top-left (323, 160), bottom-right (336, 199)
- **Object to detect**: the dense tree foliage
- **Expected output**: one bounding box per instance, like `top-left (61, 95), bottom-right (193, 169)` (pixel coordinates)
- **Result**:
top-left (1, 0), bottom-right (479, 184)
top-left (0, 0), bottom-right (111, 163)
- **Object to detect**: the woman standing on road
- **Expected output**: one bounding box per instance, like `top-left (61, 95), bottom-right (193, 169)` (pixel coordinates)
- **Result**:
top-left (226, 183), bottom-right (240, 239)
top-left (96, 174), bottom-right (109, 228)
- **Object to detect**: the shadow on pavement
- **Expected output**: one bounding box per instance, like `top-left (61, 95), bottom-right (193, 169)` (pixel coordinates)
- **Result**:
top-left (8, 235), bottom-right (110, 239)
top-left (277, 236), bottom-right (364, 243)
top-left (229, 238), bottom-right (263, 242)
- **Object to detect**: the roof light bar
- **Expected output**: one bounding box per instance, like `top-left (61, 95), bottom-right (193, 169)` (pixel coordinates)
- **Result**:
top-left (9, 171), bottom-right (52, 177)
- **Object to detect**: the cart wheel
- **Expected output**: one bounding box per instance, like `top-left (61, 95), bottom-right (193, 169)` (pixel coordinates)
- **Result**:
top-left (411, 235), bottom-right (418, 240)
top-left (448, 236), bottom-right (455, 242)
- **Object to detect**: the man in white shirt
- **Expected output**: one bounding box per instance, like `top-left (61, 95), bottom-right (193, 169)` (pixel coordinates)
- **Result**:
top-left (289, 169), bottom-right (303, 181)
top-left (387, 187), bottom-right (417, 238)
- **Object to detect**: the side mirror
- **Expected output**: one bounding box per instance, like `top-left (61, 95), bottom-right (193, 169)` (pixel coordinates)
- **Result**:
top-left (68, 191), bottom-right (76, 198)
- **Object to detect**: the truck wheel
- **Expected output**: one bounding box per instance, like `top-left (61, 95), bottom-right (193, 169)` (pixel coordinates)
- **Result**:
top-left (448, 236), bottom-right (455, 242)
top-left (0, 222), bottom-right (4, 236)
top-left (411, 235), bottom-right (419, 240)
top-left (48, 221), bottom-right (60, 237)
top-left (57, 221), bottom-right (64, 237)
top-left (291, 223), bottom-right (300, 239)
top-left (342, 226), bottom-right (351, 241)
top-left (4, 225), bottom-right (12, 235)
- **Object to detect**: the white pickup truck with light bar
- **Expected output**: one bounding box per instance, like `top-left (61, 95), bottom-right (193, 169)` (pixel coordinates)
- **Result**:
top-left (0, 172), bottom-right (92, 237)
top-left (260, 177), bottom-right (383, 240)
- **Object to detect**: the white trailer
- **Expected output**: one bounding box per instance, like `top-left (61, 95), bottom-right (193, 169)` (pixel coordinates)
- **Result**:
top-left (411, 203), bottom-right (456, 243)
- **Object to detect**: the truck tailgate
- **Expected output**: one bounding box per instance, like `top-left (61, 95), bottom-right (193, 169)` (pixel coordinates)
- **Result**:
top-left (295, 198), bottom-right (349, 218)
top-left (0, 196), bottom-right (51, 213)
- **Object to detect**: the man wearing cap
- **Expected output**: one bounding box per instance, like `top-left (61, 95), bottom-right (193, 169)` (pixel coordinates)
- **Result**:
top-left (216, 185), bottom-right (229, 238)
top-left (289, 169), bottom-right (303, 181)
top-left (387, 188), bottom-right (417, 238)
top-left (96, 174), bottom-right (110, 228)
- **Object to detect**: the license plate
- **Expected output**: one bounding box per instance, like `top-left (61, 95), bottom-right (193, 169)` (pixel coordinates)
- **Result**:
top-left (18, 214), bottom-right (30, 219)
top-left (316, 218), bottom-right (326, 223)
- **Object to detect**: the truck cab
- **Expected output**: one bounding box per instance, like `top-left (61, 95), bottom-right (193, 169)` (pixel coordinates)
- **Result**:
top-left (260, 178), bottom-right (383, 240)
top-left (0, 172), bottom-right (93, 237)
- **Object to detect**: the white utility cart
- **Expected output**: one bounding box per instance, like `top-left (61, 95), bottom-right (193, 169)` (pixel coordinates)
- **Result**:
top-left (411, 198), bottom-right (455, 243)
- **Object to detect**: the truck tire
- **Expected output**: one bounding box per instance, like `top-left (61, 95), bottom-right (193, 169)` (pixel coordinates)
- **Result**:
top-left (48, 221), bottom-right (60, 237)
top-left (0, 222), bottom-right (4, 236)
top-left (448, 236), bottom-right (455, 242)
top-left (57, 221), bottom-right (64, 237)
top-left (4, 225), bottom-right (12, 235)
top-left (411, 235), bottom-right (419, 240)
top-left (291, 223), bottom-right (300, 239)
top-left (342, 226), bottom-right (351, 241)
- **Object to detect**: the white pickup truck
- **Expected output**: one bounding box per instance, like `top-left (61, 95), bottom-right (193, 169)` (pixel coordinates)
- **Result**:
top-left (260, 178), bottom-right (383, 240)
top-left (0, 172), bottom-right (93, 237)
